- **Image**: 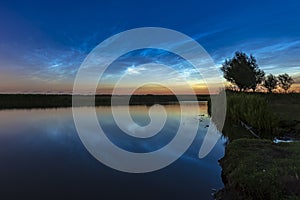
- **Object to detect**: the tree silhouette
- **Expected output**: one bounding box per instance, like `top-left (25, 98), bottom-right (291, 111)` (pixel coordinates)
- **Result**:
top-left (263, 74), bottom-right (278, 93)
top-left (278, 73), bottom-right (294, 93)
top-left (221, 52), bottom-right (265, 91)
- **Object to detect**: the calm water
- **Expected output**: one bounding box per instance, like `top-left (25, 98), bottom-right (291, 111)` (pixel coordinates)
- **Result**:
top-left (0, 102), bottom-right (226, 199)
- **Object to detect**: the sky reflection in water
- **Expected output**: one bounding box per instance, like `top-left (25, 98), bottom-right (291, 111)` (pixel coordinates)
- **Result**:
top-left (0, 102), bottom-right (226, 199)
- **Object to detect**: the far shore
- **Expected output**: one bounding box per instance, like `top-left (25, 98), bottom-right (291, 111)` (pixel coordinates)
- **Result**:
top-left (0, 94), bottom-right (211, 109)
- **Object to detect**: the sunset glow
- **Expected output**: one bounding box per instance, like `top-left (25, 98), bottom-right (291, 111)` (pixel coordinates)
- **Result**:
top-left (0, 1), bottom-right (299, 94)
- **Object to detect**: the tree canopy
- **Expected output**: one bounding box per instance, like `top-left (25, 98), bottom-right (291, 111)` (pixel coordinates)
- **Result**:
top-left (278, 73), bottom-right (295, 93)
top-left (221, 52), bottom-right (265, 91)
top-left (263, 74), bottom-right (278, 93)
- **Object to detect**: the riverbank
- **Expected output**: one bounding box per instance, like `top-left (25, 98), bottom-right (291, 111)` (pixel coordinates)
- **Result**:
top-left (221, 92), bottom-right (300, 139)
top-left (266, 93), bottom-right (300, 139)
top-left (216, 139), bottom-right (300, 200)
top-left (216, 92), bottom-right (300, 199)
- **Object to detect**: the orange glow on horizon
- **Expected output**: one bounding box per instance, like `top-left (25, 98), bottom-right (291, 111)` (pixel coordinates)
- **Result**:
top-left (95, 84), bottom-right (217, 95)
top-left (0, 74), bottom-right (300, 95)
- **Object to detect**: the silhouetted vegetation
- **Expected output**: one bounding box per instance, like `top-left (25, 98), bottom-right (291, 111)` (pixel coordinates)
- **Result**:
top-left (221, 52), bottom-right (265, 91)
top-left (221, 52), bottom-right (296, 93)
top-left (0, 94), bottom-right (73, 109)
top-left (278, 73), bottom-right (295, 93)
top-left (0, 94), bottom-right (211, 109)
top-left (218, 51), bottom-right (297, 138)
top-left (263, 74), bottom-right (278, 93)
top-left (261, 73), bottom-right (295, 93)
top-left (217, 51), bottom-right (299, 199)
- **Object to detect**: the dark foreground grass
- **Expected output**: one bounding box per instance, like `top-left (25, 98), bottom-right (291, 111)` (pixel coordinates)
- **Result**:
top-left (216, 139), bottom-right (300, 200)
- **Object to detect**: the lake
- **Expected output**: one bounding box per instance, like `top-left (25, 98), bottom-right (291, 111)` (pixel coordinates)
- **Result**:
top-left (0, 102), bottom-right (226, 199)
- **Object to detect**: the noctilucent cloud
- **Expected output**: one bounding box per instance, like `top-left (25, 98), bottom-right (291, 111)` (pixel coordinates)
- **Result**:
top-left (0, 0), bottom-right (299, 93)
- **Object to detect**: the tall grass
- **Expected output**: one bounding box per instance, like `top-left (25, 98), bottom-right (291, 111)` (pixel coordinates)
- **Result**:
top-left (226, 92), bottom-right (278, 133)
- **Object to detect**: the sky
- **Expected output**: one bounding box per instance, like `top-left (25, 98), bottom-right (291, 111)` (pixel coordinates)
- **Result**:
top-left (0, 0), bottom-right (299, 94)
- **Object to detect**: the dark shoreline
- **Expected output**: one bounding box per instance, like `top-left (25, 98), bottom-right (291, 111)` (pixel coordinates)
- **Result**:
top-left (0, 94), bottom-right (211, 109)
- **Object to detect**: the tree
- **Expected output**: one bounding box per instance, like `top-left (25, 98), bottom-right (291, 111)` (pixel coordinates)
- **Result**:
top-left (221, 52), bottom-right (265, 91)
top-left (263, 74), bottom-right (278, 93)
top-left (278, 73), bottom-right (294, 93)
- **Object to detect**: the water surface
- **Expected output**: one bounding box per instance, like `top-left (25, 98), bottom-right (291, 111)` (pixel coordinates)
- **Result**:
top-left (0, 103), bottom-right (226, 199)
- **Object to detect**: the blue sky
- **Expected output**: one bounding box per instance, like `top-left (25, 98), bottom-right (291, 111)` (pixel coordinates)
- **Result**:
top-left (0, 0), bottom-right (299, 93)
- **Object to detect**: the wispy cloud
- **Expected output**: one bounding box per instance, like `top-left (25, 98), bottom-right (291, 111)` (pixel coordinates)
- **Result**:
top-left (210, 38), bottom-right (300, 76)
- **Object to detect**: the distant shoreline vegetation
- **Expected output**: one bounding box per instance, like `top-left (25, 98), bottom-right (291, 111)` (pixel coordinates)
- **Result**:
top-left (0, 94), bottom-right (211, 109)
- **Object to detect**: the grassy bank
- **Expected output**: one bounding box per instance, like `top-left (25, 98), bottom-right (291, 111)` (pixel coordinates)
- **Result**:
top-left (216, 92), bottom-right (300, 199)
top-left (226, 93), bottom-right (278, 133)
top-left (264, 93), bottom-right (300, 137)
top-left (0, 94), bottom-right (211, 109)
top-left (264, 93), bottom-right (300, 122)
top-left (219, 92), bottom-right (300, 140)
top-left (216, 139), bottom-right (300, 200)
